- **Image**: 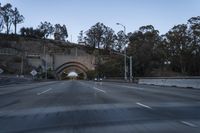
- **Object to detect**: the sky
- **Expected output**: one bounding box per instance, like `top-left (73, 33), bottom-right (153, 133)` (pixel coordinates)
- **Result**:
top-left (1, 0), bottom-right (200, 42)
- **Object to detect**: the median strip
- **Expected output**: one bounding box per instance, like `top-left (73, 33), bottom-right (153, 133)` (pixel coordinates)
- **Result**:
top-left (93, 87), bottom-right (106, 93)
top-left (37, 88), bottom-right (52, 95)
top-left (136, 102), bottom-right (152, 109)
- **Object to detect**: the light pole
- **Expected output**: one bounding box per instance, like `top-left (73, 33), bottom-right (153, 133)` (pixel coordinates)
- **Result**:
top-left (116, 23), bottom-right (127, 80)
top-left (110, 50), bottom-right (133, 82)
top-left (129, 56), bottom-right (133, 82)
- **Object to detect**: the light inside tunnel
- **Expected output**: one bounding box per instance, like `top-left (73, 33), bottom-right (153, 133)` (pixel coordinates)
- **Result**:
top-left (67, 71), bottom-right (78, 77)
top-left (60, 67), bottom-right (87, 80)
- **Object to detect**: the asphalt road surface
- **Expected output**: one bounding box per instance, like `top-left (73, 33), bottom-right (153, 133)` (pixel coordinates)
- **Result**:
top-left (0, 80), bottom-right (200, 133)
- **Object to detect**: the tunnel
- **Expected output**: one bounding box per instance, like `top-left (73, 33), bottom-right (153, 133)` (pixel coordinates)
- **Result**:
top-left (55, 62), bottom-right (88, 80)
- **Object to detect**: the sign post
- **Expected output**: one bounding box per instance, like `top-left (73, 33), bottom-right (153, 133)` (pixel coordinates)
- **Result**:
top-left (0, 68), bottom-right (4, 74)
top-left (30, 69), bottom-right (37, 79)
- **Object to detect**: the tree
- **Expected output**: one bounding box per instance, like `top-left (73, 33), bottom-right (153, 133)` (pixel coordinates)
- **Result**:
top-left (113, 30), bottom-right (128, 51)
top-left (187, 16), bottom-right (200, 53)
top-left (0, 15), bottom-right (4, 32)
top-left (38, 21), bottom-right (54, 38)
top-left (84, 22), bottom-right (115, 78)
top-left (0, 3), bottom-right (14, 34)
top-left (99, 56), bottom-right (124, 77)
top-left (78, 30), bottom-right (84, 43)
top-left (20, 27), bottom-right (45, 39)
top-left (128, 25), bottom-right (161, 76)
top-left (85, 22), bottom-right (115, 49)
top-left (85, 22), bottom-right (106, 49)
top-left (153, 35), bottom-right (171, 72)
top-left (0, 3), bottom-right (4, 32)
top-left (187, 16), bottom-right (200, 75)
top-left (103, 26), bottom-right (115, 50)
top-left (54, 24), bottom-right (68, 41)
top-left (12, 7), bottom-right (24, 34)
top-left (165, 24), bottom-right (190, 74)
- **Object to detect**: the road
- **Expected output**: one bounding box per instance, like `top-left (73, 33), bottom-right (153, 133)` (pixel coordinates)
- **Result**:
top-left (0, 80), bottom-right (200, 133)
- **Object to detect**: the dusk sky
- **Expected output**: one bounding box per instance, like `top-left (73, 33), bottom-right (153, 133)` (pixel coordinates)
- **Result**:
top-left (1, 0), bottom-right (200, 42)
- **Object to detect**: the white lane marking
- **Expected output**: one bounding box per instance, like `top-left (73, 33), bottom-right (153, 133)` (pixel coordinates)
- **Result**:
top-left (37, 88), bottom-right (52, 95)
top-left (136, 102), bottom-right (152, 109)
top-left (180, 121), bottom-right (198, 127)
top-left (93, 87), bottom-right (106, 93)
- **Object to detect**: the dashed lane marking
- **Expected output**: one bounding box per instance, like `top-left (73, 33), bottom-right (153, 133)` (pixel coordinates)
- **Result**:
top-left (93, 87), bottom-right (106, 93)
top-left (180, 121), bottom-right (198, 127)
top-left (136, 102), bottom-right (152, 109)
top-left (37, 88), bottom-right (52, 95)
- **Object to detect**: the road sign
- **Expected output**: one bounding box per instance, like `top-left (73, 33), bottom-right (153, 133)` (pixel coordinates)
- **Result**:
top-left (30, 69), bottom-right (37, 76)
top-left (0, 68), bottom-right (4, 74)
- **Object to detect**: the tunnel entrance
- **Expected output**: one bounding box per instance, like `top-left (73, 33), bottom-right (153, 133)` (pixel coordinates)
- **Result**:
top-left (55, 62), bottom-right (88, 80)
top-left (60, 68), bottom-right (86, 80)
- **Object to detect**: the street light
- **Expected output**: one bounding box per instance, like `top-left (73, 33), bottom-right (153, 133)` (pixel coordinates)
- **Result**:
top-left (129, 56), bottom-right (133, 82)
top-left (110, 50), bottom-right (133, 82)
top-left (116, 23), bottom-right (126, 34)
top-left (116, 23), bottom-right (127, 80)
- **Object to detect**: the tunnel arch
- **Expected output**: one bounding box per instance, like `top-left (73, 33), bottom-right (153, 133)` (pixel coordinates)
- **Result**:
top-left (55, 62), bottom-right (89, 80)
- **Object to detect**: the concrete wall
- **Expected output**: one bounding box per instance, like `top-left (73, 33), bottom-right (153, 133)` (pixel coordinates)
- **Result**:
top-left (0, 38), bottom-right (96, 74)
top-left (138, 77), bottom-right (200, 89)
top-left (53, 53), bottom-right (95, 70)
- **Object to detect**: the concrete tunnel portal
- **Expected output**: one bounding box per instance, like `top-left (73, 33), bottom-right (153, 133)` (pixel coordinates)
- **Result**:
top-left (55, 62), bottom-right (89, 80)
